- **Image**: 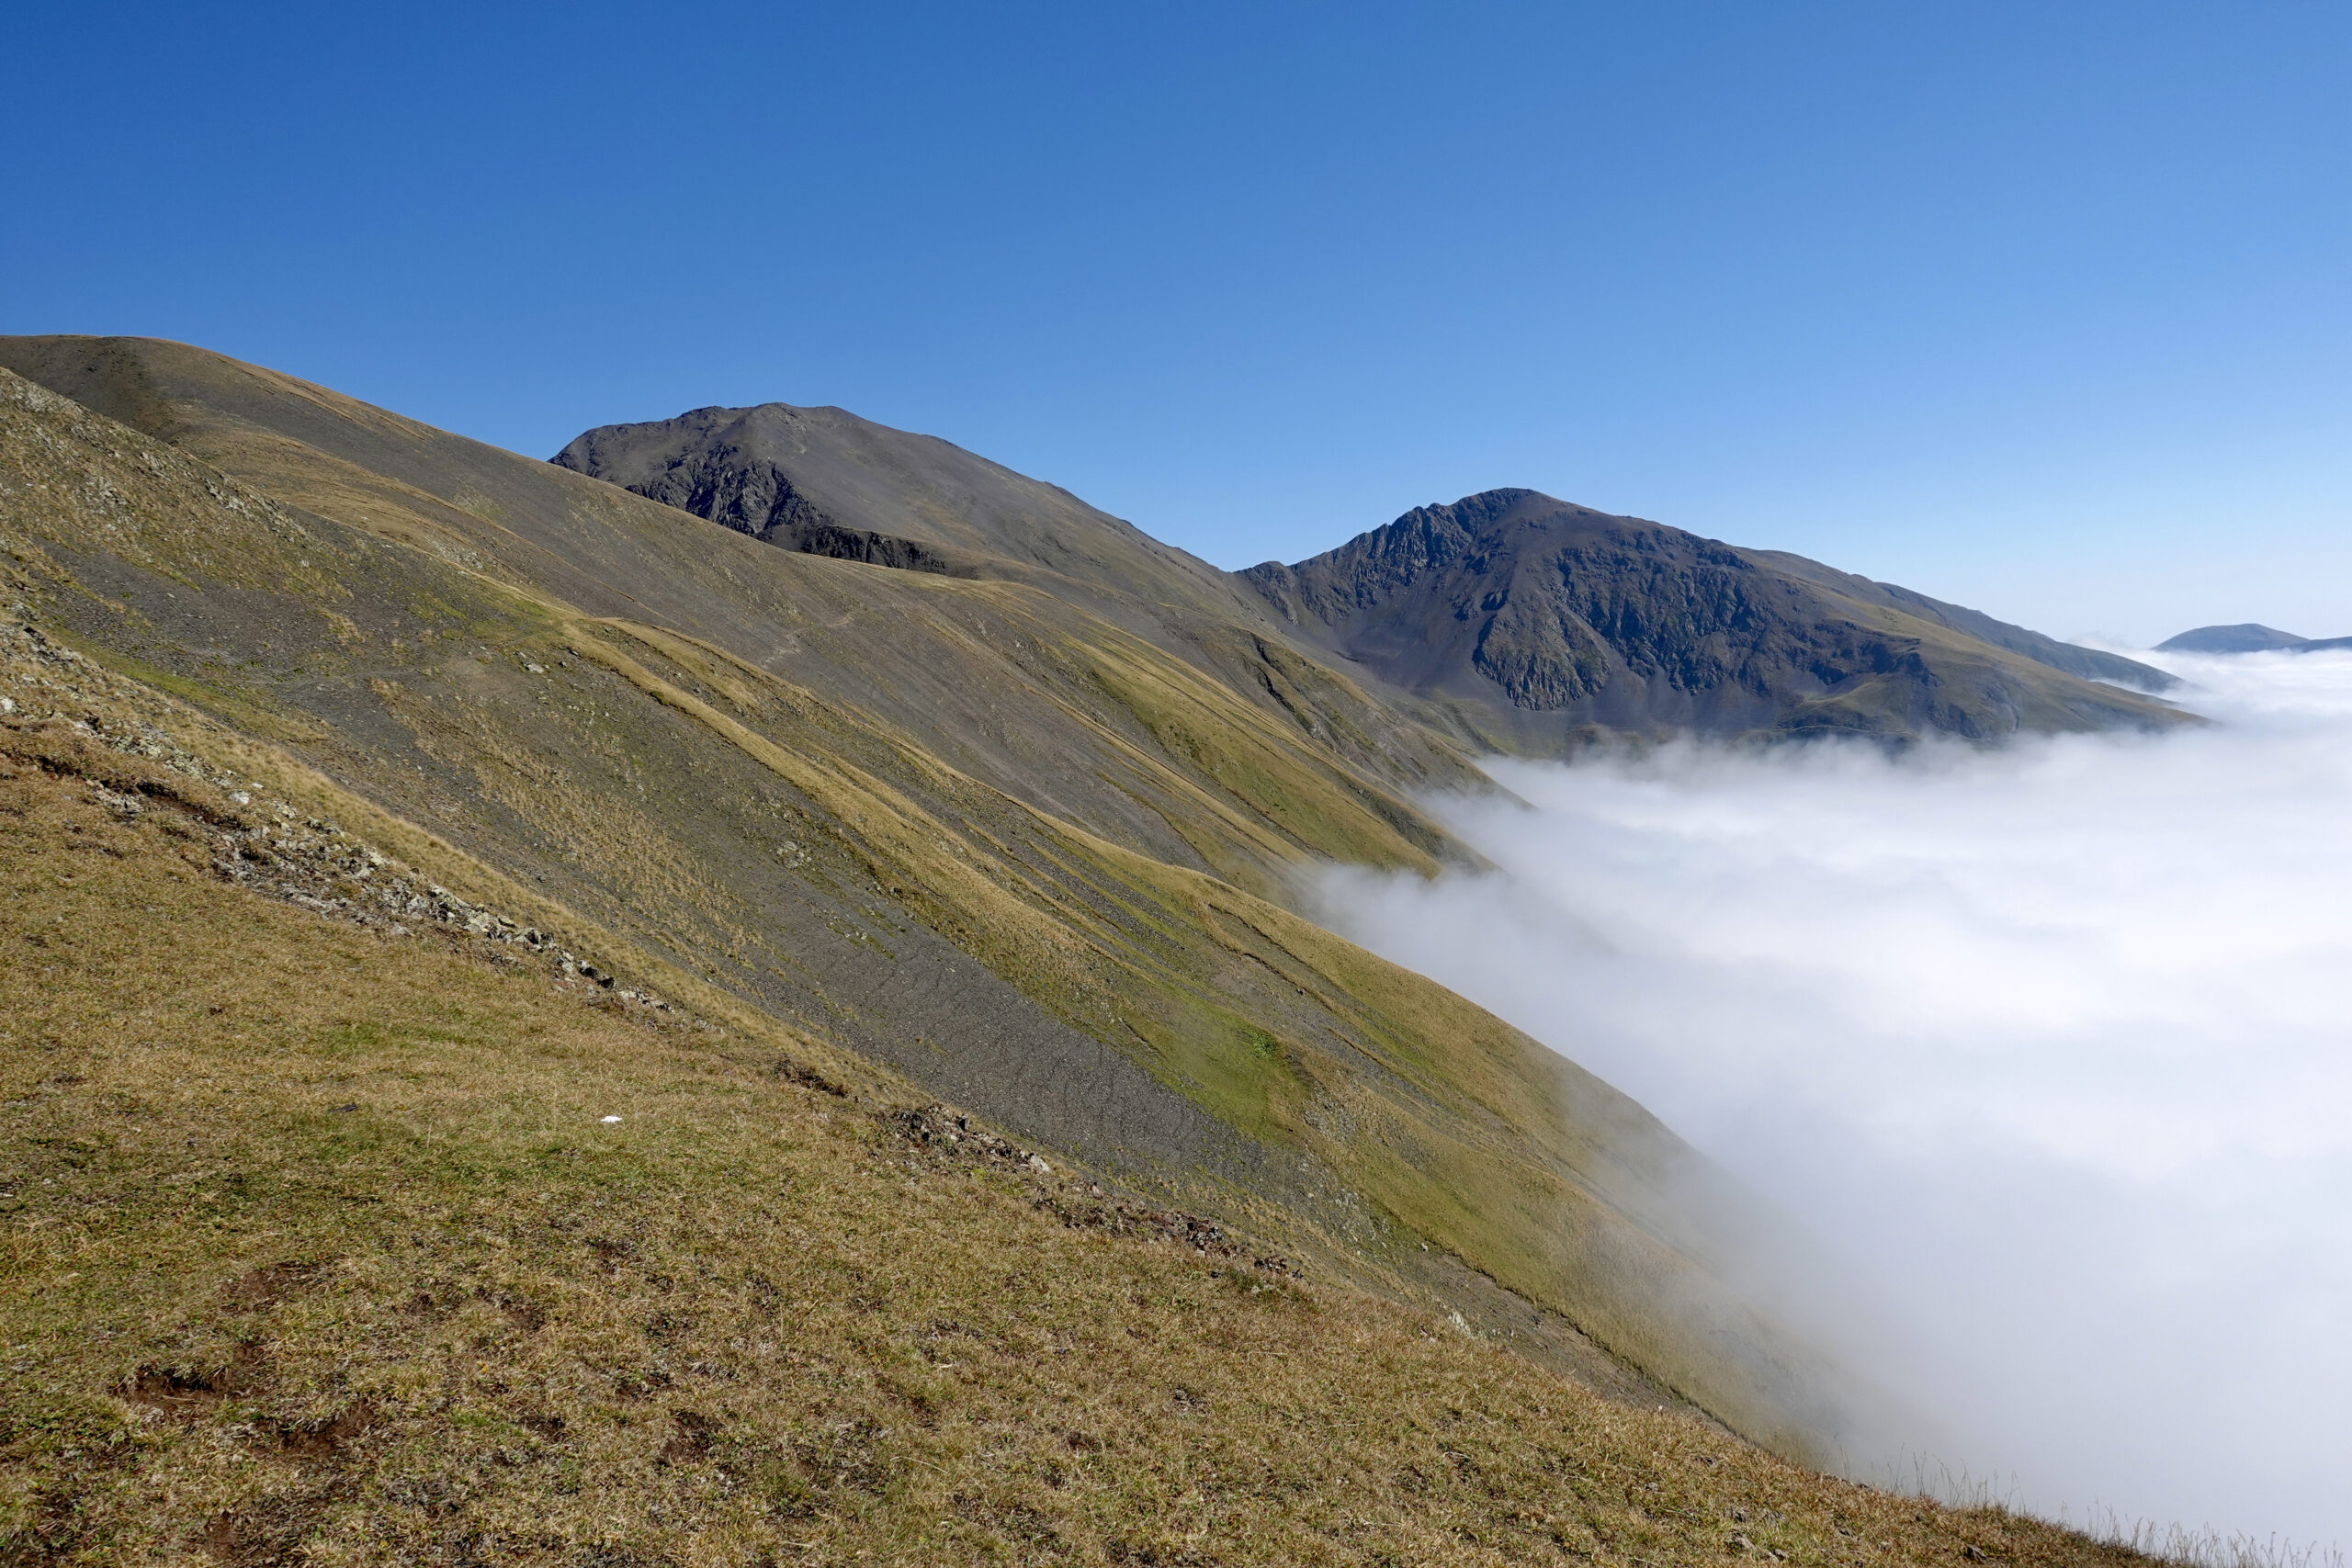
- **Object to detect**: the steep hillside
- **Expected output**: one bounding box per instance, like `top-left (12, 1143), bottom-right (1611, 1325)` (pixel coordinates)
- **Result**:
top-left (0, 335), bottom-right (1473, 897)
top-left (1243, 489), bottom-right (2184, 746)
top-left (546, 400), bottom-right (1496, 779)
top-left (0, 349), bottom-right (1882, 1464)
top-left (0, 661), bottom-right (2145, 1566)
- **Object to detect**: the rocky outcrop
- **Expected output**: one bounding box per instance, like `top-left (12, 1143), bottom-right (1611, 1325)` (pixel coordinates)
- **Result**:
top-left (0, 613), bottom-right (675, 1016)
top-left (548, 435), bottom-right (965, 575)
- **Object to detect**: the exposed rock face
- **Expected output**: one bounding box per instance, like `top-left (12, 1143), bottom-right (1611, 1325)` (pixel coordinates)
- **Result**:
top-left (594, 440), bottom-right (836, 543)
top-left (552, 418), bottom-right (963, 574)
top-left (1245, 489), bottom-right (2182, 744)
top-left (548, 400), bottom-right (1264, 628)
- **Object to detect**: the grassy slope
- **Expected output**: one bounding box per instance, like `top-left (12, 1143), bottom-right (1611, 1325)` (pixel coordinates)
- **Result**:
top-left (0, 333), bottom-right (1483, 894)
top-left (0, 366), bottom-right (1870, 1461)
top-left (0, 711), bottom-right (2151, 1568)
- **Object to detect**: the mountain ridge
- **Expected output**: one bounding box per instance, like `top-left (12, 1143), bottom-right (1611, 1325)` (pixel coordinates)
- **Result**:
top-left (557, 419), bottom-right (2186, 753)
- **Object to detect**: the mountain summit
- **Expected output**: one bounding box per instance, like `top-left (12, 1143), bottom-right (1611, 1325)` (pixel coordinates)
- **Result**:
top-left (550, 400), bottom-right (1273, 637)
top-left (1243, 488), bottom-right (2179, 745)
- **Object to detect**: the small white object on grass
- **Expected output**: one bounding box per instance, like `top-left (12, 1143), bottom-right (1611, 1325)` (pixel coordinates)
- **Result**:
top-left (600, 1115), bottom-right (622, 1124)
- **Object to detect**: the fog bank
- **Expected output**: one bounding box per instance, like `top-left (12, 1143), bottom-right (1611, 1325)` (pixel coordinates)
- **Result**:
top-left (1317, 651), bottom-right (2352, 1548)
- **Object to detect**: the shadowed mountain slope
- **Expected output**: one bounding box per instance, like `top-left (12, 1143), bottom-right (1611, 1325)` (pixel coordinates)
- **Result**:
top-left (1243, 489), bottom-right (2183, 747)
top-left (0, 340), bottom-right (1905, 1466)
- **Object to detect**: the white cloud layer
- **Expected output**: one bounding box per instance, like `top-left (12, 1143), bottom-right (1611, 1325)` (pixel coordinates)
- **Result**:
top-left (1317, 650), bottom-right (2352, 1550)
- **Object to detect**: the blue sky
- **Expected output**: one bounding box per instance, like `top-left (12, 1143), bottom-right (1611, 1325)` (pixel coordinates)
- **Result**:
top-left (6, 2), bottom-right (2347, 644)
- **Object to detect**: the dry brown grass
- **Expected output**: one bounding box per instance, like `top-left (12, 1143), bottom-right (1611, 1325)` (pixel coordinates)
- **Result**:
top-left (0, 731), bottom-right (2154, 1567)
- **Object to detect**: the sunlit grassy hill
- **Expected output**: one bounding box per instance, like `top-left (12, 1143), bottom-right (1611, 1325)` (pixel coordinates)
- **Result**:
top-left (0, 338), bottom-right (2185, 1563)
top-left (0, 616), bottom-right (2147, 1566)
top-left (0, 348), bottom-right (1852, 1459)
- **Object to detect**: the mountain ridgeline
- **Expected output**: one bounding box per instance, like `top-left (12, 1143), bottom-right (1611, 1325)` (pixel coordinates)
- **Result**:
top-left (558, 410), bottom-right (2179, 747)
top-left (0, 335), bottom-right (2196, 1562)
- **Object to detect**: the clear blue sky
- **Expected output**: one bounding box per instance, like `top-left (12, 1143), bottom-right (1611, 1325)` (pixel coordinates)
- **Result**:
top-left (6, 2), bottom-right (2347, 644)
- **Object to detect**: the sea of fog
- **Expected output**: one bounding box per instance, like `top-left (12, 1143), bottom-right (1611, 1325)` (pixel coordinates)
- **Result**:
top-left (1316, 649), bottom-right (2352, 1552)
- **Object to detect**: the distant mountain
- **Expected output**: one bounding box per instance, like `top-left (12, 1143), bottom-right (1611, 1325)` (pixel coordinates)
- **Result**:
top-left (1242, 489), bottom-right (2183, 746)
top-left (2159, 623), bottom-right (2352, 654)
